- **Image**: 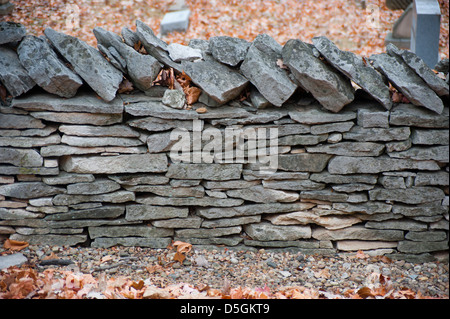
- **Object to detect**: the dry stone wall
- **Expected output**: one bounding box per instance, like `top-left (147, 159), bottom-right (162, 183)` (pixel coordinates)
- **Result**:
top-left (0, 21), bottom-right (449, 261)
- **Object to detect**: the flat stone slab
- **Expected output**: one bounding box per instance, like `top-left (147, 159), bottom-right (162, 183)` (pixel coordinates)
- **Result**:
top-left (289, 105), bottom-right (356, 124)
top-left (44, 27), bottom-right (123, 102)
top-left (0, 182), bottom-right (65, 199)
top-left (277, 154), bottom-right (332, 172)
top-left (91, 237), bottom-right (171, 248)
top-left (126, 205), bottom-right (189, 221)
top-left (282, 39), bottom-right (354, 112)
top-left (312, 36), bottom-right (391, 109)
top-left (226, 185), bottom-right (299, 203)
top-left (0, 147), bottom-right (43, 167)
top-left (182, 59), bottom-right (249, 104)
top-left (11, 92), bottom-right (123, 114)
top-left (61, 154), bottom-right (168, 174)
top-left (328, 155), bottom-right (441, 174)
top-left (135, 20), bottom-right (182, 72)
top-left (306, 142), bottom-right (385, 157)
top-left (166, 163), bottom-right (242, 181)
top-left (0, 46), bottom-right (35, 97)
top-left (17, 35), bottom-right (83, 98)
top-left (241, 34), bottom-right (298, 106)
top-left (0, 21), bottom-right (26, 45)
top-left (370, 53), bottom-right (444, 114)
top-left (89, 225), bottom-right (173, 239)
top-left (369, 186), bottom-right (445, 204)
top-left (209, 36), bottom-right (250, 66)
top-left (93, 27), bottom-right (162, 91)
top-left (386, 43), bottom-right (449, 97)
top-left (244, 222), bottom-right (311, 241)
top-left (0, 253), bottom-right (28, 270)
top-left (389, 104), bottom-right (449, 128)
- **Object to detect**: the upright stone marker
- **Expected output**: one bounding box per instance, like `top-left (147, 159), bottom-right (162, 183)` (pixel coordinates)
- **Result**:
top-left (410, 0), bottom-right (441, 68)
top-left (160, 9), bottom-right (191, 36)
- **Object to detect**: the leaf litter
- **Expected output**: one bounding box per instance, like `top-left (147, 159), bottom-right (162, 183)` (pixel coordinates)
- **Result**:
top-left (1, 243), bottom-right (448, 299)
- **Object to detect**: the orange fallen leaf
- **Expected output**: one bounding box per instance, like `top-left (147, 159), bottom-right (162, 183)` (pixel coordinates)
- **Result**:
top-left (185, 86), bottom-right (202, 105)
top-left (3, 239), bottom-right (29, 251)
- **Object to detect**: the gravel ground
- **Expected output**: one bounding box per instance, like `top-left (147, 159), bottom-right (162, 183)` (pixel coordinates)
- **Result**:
top-left (8, 244), bottom-right (448, 299)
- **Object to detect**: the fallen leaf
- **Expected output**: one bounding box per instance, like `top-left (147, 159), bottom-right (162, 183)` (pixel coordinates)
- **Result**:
top-left (131, 280), bottom-right (144, 290)
top-left (172, 241), bottom-right (192, 254)
top-left (118, 78), bottom-right (134, 94)
top-left (357, 286), bottom-right (374, 299)
top-left (355, 250), bottom-right (369, 259)
top-left (100, 255), bottom-right (113, 264)
top-left (173, 251), bottom-right (186, 264)
top-left (3, 239), bottom-right (29, 251)
top-left (185, 86), bottom-right (202, 104)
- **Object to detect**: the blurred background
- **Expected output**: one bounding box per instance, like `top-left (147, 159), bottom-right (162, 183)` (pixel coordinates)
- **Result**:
top-left (1, 0), bottom-right (448, 59)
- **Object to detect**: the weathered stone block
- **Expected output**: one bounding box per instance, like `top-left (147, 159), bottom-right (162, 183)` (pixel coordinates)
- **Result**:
top-left (244, 222), bottom-right (311, 241)
top-left (61, 154), bottom-right (168, 174)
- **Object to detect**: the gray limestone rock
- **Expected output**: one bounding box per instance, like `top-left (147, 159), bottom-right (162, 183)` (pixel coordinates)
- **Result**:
top-left (289, 105), bottom-right (356, 124)
top-left (370, 53), bottom-right (444, 114)
top-left (89, 225), bottom-right (173, 239)
top-left (369, 187), bottom-right (445, 204)
top-left (93, 27), bottom-right (162, 91)
top-left (61, 154), bottom-right (168, 174)
top-left (0, 182), bottom-right (65, 199)
top-left (61, 135), bottom-right (143, 148)
top-left (328, 155), bottom-right (441, 174)
top-left (411, 129), bottom-right (449, 145)
top-left (67, 179), bottom-right (121, 195)
top-left (310, 172), bottom-right (378, 184)
top-left (30, 111), bottom-right (123, 126)
top-left (387, 146), bottom-right (449, 162)
top-left (226, 185), bottom-right (299, 203)
top-left (312, 36), bottom-right (391, 109)
top-left (44, 28), bottom-right (122, 102)
top-left (0, 253), bottom-right (27, 270)
top-left (202, 215), bottom-right (261, 228)
top-left (0, 113), bottom-right (45, 130)
top-left (52, 191), bottom-right (135, 205)
top-left (10, 234), bottom-right (87, 246)
top-left (244, 222), bottom-right (311, 241)
top-left (0, 147), bottom-right (43, 167)
top-left (365, 219), bottom-right (427, 231)
top-left (241, 34), bottom-right (297, 106)
top-left (59, 124), bottom-right (138, 137)
top-left (209, 36), bottom-right (250, 66)
top-left (182, 59), bottom-right (248, 105)
top-left (166, 163), bottom-right (242, 181)
top-left (175, 226), bottom-right (242, 239)
top-left (152, 216), bottom-right (203, 229)
top-left (262, 179), bottom-right (325, 191)
top-left (282, 39), bottom-right (354, 112)
top-left (277, 154), bottom-right (332, 172)
top-left (397, 240), bottom-right (449, 254)
top-left (0, 21), bottom-right (26, 45)
top-left (17, 35), bottom-right (83, 98)
top-left (343, 126), bottom-right (410, 142)
top-left (11, 92), bottom-right (123, 114)
top-left (389, 104), bottom-right (449, 128)
top-left (167, 43), bottom-right (202, 62)
top-left (306, 142), bottom-right (385, 157)
top-left (196, 202), bottom-right (315, 219)
top-left (162, 89), bottom-right (186, 109)
top-left (135, 20), bottom-right (182, 72)
top-left (311, 225), bottom-right (404, 241)
top-left (0, 46), bottom-right (35, 97)
top-left (91, 237), bottom-right (171, 248)
top-left (136, 195), bottom-right (244, 207)
top-left (387, 43), bottom-right (449, 96)
top-left (45, 206), bottom-right (125, 221)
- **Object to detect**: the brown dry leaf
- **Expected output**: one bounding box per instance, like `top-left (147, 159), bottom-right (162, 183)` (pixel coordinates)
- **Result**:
top-left (3, 239), bottom-right (29, 251)
top-left (173, 251), bottom-right (186, 264)
top-left (118, 78), bottom-right (134, 94)
top-left (131, 280), bottom-right (144, 290)
top-left (185, 86), bottom-right (202, 105)
top-left (172, 241), bottom-right (192, 254)
top-left (355, 250), bottom-right (369, 259)
top-left (357, 286), bottom-right (375, 299)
